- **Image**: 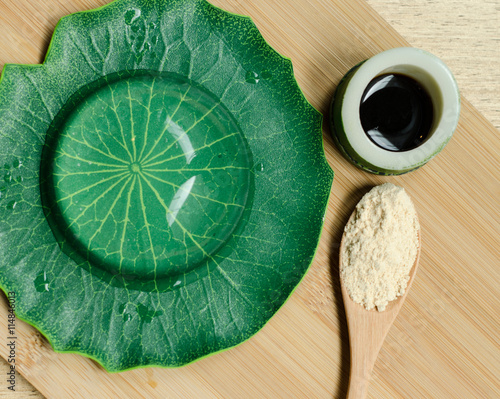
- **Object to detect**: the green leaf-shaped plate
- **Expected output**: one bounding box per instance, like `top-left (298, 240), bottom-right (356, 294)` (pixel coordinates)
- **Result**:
top-left (0, 0), bottom-right (333, 371)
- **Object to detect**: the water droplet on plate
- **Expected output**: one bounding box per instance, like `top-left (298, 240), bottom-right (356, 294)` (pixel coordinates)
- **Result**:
top-left (255, 162), bottom-right (264, 172)
top-left (245, 71), bottom-right (260, 84)
top-left (12, 159), bottom-right (22, 168)
top-left (119, 303), bottom-right (133, 322)
top-left (6, 200), bottom-right (16, 210)
top-left (246, 71), bottom-right (272, 84)
top-left (34, 271), bottom-right (50, 292)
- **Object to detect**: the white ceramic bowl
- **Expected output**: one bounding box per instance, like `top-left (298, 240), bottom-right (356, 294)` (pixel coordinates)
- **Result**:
top-left (330, 47), bottom-right (460, 175)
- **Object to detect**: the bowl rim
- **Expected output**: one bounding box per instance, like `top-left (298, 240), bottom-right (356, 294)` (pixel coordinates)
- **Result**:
top-left (341, 47), bottom-right (460, 171)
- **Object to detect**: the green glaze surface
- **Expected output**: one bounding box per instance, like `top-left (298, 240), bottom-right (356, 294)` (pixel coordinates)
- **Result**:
top-left (0, 0), bottom-right (333, 371)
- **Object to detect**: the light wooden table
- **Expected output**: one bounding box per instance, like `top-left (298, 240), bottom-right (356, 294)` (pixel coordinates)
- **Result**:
top-left (366, 0), bottom-right (500, 130)
top-left (0, 0), bottom-right (498, 397)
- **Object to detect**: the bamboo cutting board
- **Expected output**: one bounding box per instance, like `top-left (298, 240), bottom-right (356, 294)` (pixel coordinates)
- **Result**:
top-left (0, 0), bottom-right (499, 398)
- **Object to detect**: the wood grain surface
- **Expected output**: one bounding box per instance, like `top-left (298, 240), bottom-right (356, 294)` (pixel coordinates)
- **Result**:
top-left (366, 0), bottom-right (500, 130)
top-left (0, 0), bottom-right (499, 398)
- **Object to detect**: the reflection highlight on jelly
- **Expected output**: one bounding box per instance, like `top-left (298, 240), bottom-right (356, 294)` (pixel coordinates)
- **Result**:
top-left (167, 176), bottom-right (197, 226)
top-left (165, 117), bottom-right (196, 165)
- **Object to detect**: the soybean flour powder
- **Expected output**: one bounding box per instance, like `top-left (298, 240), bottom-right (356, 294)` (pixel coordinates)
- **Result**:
top-left (341, 183), bottom-right (419, 311)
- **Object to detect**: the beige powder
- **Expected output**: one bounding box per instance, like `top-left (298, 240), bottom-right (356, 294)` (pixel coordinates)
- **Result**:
top-left (341, 183), bottom-right (419, 311)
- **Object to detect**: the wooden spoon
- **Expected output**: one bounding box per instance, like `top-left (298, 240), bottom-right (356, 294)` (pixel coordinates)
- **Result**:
top-left (339, 212), bottom-right (421, 399)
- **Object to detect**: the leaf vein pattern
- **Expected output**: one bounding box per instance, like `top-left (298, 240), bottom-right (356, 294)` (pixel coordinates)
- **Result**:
top-left (119, 175), bottom-right (137, 273)
top-left (86, 176), bottom-right (133, 247)
top-left (140, 86), bottom-right (191, 163)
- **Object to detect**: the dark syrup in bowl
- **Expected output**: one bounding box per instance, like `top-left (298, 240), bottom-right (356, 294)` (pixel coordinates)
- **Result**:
top-left (359, 73), bottom-right (434, 152)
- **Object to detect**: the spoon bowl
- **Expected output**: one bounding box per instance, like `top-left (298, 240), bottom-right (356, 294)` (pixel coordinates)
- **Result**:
top-left (340, 211), bottom-right (421, 399)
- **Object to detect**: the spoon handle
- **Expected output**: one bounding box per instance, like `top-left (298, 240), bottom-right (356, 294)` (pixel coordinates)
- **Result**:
top-left (343, 300), bottom-right (394, 399)
top-left (346, 344), bottom-right (376, 399)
